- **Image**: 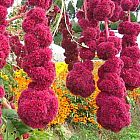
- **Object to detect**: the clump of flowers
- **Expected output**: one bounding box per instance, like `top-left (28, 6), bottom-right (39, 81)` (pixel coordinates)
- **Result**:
top-left (118, 5), bottom-right (140, 90)
top-left (66, 61), bottom-right (95, 98)
top-left (0, 0), bottom-right (14, 128)
top-left (17, 1), bottom-right (58, 129)
top-left (66, 0), bottom-right (98, 98)
top-left (18, 88), bottom-right (58, 128)
top-left (60, 14), bottom-right (79, 71)
top-left (28, 0), bottom-right (52, 10)
top-left (93, 0), bottom-right (131, 132)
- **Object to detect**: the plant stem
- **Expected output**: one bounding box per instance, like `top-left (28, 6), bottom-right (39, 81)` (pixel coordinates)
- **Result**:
top-left (84, 0), bottom-right (88, 20)
top-left (2, 98), bottom-right (11, 109)
top-left (52, 0), bottom-right (64, 37)
top-left (8, 13), bottom-right (25, 23)
top-left (104, 18), bottom-right (109, 41)
top-left (128, 10), bottom-right (131, 22)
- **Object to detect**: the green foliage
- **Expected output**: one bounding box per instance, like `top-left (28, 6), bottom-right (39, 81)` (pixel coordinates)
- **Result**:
top-left (76, 0), bottom-right (84, 9)
top-left (67, 1), bottom-right (75, 18)
top-left (54, 32), bottom-right (63, 46)
top-left (131, 12), bottom-right (137, 22)
top-left (109, 22), bottom-right (119, 30)
top-left (72, 22), bottom-right (82, 33)
top-left (2, 109), bottom-right (32, 139)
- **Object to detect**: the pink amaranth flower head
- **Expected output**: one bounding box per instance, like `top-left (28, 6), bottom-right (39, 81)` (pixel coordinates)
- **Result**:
top-left (0, 86), bottom-right (5, 98)
top-left (97, 96), bottom-right (131, 132)
top-left (28, 0), bottom-right (52, 10)
top-left (76, 10), bottom-right (85, 20)
top-left (21, 48), bottom-right (52, 72)
top-left (100, 29), bottom-right (115, 38)
top-left (120, 46), bottom-right (140, 63)
top-left (89, 0), bottom-right (101, 9)
top-left (97, 37), bottom-right (106, 45)
top-left (122, 35), bottom-right (137, 48)
top-left (0, 5), bottom-right (8, 20)
top-left (18, 88), bottom-right (58, 129)
top-left (0, 34), bottom-right (10, 58)
top-left (22, 18), bottom-right (36, 33)
top-left (121, 56), bottom-right (135, 68)
top-left (108, 36), bottom-right (122, 52)
top-left (78, 19), bottom-right (90, 30)
top-left (111, 0), bottom-right (121, 4)
top-left (121, 68), bottom-right (140, 90)
top-left (82, 27), bottom-right (98, 42)
top-left (121, 0), bottom-right (139, 11)
top-left (10, 36), bottom-right (23, 56)
top-left (77, 60), bottom-right (94, 72)
top-left (97, 73), bottom-right (126, 98)
top-left (96, 92), bottom-right (129, 108)
top-left (27, 61), bottom-right (56, 87)
top-left (119, 11), bottom-right (129, 21)
top-left (110, 2), bottom-right (122, 22)
top-left (0, 0), bottom-right (14, 8)
top-left (66, 62), bottom-right (95, 98)
top-left (118, 21), bottom-right (140, 36)
top-left (0, 25), bottom-right (6, 34)
top-left (98, 57), bottom-right (124, 78)
top-left (93, 0), bottom-right (115, 21)
top-left (0, 59), bottom-right (6, 69)
top-left (26, 7), bottom-right (47, 24)
top-left (97, 42), bottom-right (118, 60)
top-left (121, 0), bottom-right (133, 11)
top-left (24, 33), bottom-right (39, 53)
top-left (34, 23), bottom-right (53, 48)
top-left (130, 0), bottom-right (140, 11)
top-left (80, 48), bottom-right (95, 60)
top-left (86, 40), bottom-right (97, 52)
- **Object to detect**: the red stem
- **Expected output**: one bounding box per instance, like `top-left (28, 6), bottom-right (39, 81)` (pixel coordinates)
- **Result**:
top-left (105, 18), bottom-right (109, 41)
top-left (8, 13), bottom-right (25, 23)
top-left (128, 10), bottom-right (131, 22)
top-left (2, 98), bottom-right (11, 109)
top-left (84, 0), bottom-right (88, 20)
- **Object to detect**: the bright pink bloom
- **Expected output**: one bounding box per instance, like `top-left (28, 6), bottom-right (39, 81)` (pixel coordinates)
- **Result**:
top-left (18, 88), bottom-right (58, 129)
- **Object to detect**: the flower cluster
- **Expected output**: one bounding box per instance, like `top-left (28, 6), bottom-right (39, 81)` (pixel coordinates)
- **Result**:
top-left (0, 0), bottom-right (14, 129)
top-left (120, 0), bottom-right (139, 11)
top-left (96, 57), bottom-right (131, 132)
top-left (17, 1), bottom-right (58, 129)
top-left (9, 35), bottom-right (24, 67)
top-left (18, 88), bottom-right (58, 128)
top-left (28, 0), bottom-right (52, 10)
top-left (66, 0), bottom-right (100, 98)
top-left (66, 61), bottom-right (95, 98)
top-left (11, 62), bottom-right (102, 126)
top-left (92, 0), bottom-right (132, 132)
top-left (51, 61), bottom-right (101, 125)
top-left (118, 3), bottom-right (140, 90)
top-left (60, 14), bottom-right (79, 71)
top-left (0, 0), bottom-right (14, 69)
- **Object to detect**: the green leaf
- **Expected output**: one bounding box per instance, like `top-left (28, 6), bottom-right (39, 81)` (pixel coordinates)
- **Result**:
top-left (76, 0), bottom-right (84, 9)
top-left (110, 22), bottom-right (119, 30)
top-left (100, 22), bottom-right (105, 31)
top-left (68, 1), bottom-right (75, 18)
top-left (131, 12), bottom-right (137, 22)
top-left (12, 120), bottom-right (32, 135)
top-left (54, 32), bottom-right (63, 46)
top-left (72, 22), bottom-right (82, 33)
top-left (54, 0), bottom-right (62, 8)
top-left (2, 109), bottom-right (18, 121)
top-left (2, 109), bottom-right (32, 135)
